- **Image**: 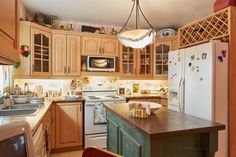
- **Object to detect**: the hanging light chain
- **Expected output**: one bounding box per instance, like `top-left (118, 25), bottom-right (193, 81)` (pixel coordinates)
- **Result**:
top-left (138, 1), bottom-right (154, 29)
top-left (119, 0), bottom-right (154, 33)
top-left (119, 0), bottom-right (136, 33)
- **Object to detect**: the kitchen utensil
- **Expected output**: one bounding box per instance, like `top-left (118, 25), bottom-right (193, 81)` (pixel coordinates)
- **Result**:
top-left (13, 95), bottom-right (30, 104)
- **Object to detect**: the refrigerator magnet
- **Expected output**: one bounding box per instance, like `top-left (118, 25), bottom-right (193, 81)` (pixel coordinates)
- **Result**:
top-left (202, 53), bottom-right (207, 59)
top-left (222, 50), bottom-right (227, 57)
top-left (218, 56), bottom-right (224, 62)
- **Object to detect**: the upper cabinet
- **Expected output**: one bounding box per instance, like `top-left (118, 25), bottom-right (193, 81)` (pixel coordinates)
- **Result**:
top-left (154, 36), bottom-right (178, 78)
top-left (82, 35), bottom-right (118, 56)
top-left (0, 0), bottom-right (19, 63)
top-left (52, 32), bottom-right (81, 76)
top-left (101, 38), bottom-right (118, 56)
top-left (137, 45), bottom-right (153, 76)
top-left (120, 44), bottom-right (153, 78)
top-left (120, 45), bottom-right (137, 76)
top-left (14, 21), bottom-right (52, 77)
top-left (31, 28), bottom-right (51, 76)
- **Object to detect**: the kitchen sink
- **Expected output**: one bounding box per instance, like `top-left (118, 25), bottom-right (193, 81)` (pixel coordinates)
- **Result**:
top-left (2, 103), bottom-right (42, 110)
top-left (0, 103), bottom-right (43, 116)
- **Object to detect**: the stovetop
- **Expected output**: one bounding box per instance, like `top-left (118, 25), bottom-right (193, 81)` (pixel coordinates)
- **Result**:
top-left (84, 95), bottom-right (126, 102)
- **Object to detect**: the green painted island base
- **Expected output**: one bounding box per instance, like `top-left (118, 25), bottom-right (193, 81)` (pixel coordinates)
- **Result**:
top-left (107, 109), bottom-right (219, 157)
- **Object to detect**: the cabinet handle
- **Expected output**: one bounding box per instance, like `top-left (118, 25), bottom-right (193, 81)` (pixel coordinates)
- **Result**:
top-left (99, 47), bottom-right (102, 55)
top-left (79, 104), bottom-right (82, 111)
top-left (102, 48), bottom-right (104, 54)
top-left (68, 66), bottom-right (71, 74)
top-left (32, 64), bottom-right (34, 72)
top-left (64, 66), bottom-right (67, 74)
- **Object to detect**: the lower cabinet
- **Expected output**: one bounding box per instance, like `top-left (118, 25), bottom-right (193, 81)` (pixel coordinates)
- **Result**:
top-left (41, 106), bottom-right (53, 155)
top-left (107, 112), bottom-right (146, 157)
top-left (54, 102), bottom-right (83, 150)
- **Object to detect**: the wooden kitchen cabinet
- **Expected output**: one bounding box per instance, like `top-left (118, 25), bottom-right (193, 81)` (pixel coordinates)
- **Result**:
top-left (101, 38), bottom-right (118, 56)
top-left (154, 35), bottom-right (178, 79)
top-left (41, 105), bottom-right (53, 155)
top-left (52, 34), bottom-right (67, 76)
top-left (81, 36), bottom-right (101, 55)
top-left (52, 32), bottom-right (81, 76)
top-left (31, 27), bottom-right (51, 76)
top-left (81, 35), bottom-right (118, 56)
top-left (14, 21), bottom-right (52, 77)
top-left (137, 45), bottom-right (153, 76)
top-left (120, 45), bottom-right (137, 76)
top-left (55, 102), bottom-right (83, 149)
top-left (120, 44), bottom-right (153, 78)
top-left (0, 0), bottom-right (19, 64)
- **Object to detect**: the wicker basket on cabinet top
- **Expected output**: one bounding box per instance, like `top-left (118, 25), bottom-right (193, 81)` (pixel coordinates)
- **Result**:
top-left (179, 7), bottom-right (229, 48)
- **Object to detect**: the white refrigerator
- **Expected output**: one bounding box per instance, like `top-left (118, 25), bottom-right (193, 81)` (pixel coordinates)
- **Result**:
top-left (168, 41), bottom-right (228, 157)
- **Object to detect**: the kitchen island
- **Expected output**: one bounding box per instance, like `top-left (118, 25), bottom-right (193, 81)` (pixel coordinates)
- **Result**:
top-left (105, 103), bottom-right (225, 157)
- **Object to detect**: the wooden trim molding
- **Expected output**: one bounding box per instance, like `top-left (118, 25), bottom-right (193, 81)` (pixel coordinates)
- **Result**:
top-left (229, 6), bottom-right (236, 157)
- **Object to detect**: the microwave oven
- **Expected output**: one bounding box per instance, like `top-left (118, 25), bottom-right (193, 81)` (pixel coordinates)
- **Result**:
top-left (87, 56), bottom-right (115, 72)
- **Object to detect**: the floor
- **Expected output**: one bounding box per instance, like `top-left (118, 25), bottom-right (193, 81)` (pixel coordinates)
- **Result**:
top-left (50, 150), bottom-right (83, 157)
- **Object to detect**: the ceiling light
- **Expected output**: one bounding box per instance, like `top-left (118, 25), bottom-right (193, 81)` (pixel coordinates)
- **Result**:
top-left (117, 0), bottom-right (156, 49)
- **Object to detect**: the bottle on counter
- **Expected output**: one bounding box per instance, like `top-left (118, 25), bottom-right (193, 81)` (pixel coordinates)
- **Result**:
top-left (13, 84), bottom-right (22, 95)
top-left (24, 82), bottom-right (30, 95)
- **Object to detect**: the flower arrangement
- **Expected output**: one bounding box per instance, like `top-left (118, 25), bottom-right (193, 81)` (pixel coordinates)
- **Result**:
top-left (19, 45), bottom-right (30, 57)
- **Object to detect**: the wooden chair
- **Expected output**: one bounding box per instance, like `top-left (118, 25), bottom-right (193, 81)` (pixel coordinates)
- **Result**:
top-left (82, 147), bottom-right (123, 157)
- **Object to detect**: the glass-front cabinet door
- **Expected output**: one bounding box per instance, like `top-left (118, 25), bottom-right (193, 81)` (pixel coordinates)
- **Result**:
top-left (155, 41), bottom-right (172, 76)
top-left (31, 28), bottom-right (51, 75)
top-left (138, 45), bottom-right (153, 76)
top-left (120, 45), bottom-right (137, 76)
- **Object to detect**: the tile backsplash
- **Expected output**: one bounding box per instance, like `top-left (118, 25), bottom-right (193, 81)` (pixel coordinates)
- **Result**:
top-left (14, 77), bottom-right (167, 96)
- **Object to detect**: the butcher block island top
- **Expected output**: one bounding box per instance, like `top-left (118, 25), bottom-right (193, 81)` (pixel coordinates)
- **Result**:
top-left (104, 103), bottom-right (225, 157)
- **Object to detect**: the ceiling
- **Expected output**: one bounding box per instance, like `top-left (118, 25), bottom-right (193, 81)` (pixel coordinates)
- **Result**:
top-left (21, 0), bottom-right (216, 30)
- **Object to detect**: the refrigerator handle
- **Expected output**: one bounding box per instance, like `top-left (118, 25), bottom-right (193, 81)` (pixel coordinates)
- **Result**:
top-left (179, 78), bottom-right (185, 112)
top-left (178, 78), bottom-right (183, 112)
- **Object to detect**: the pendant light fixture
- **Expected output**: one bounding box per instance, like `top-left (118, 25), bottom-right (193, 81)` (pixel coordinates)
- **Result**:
top-left (117, 0), bottom-right (156, 49)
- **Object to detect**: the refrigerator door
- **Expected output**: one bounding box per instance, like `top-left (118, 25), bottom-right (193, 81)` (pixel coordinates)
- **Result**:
top-left (168, 50), bottom-right (184, 111)
top-left (184, 42), bottom-right (214, 121)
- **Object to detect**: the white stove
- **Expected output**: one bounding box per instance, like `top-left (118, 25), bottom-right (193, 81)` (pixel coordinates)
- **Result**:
top-left (83, 83), bottom-right (126, 148)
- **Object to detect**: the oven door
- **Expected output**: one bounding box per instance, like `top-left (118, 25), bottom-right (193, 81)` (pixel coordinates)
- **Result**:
top-left (85, 102), bottom-right (107, 135)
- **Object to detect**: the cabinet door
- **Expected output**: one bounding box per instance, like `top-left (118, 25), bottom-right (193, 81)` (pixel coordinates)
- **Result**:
top-left (52, 34), bottom-right (67, 76)
top-left (31, 28), bottom-right (51, 76)
top-left (107, 118), bottom-right (119, 153)
top-left (81, 36), bottom-right (101, 55)
top-left (55, 102), bottom-right (83, 148)
top-left (155, 41), bottom-right (172, 76)
top-left (119, 129), bottom-right (142, 157)
top-left (120, 45), bottom-right (137, 76)
top-left (67, 35), bottom-right (81, 76)
top-left (0, 0), bottom-right (19, 63)
top-left (101, 38), bottom-right (118, 56)
top-left (138, 45), bottom-right (153, 76)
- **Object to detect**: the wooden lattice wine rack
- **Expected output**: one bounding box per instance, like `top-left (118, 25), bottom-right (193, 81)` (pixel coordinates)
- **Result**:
top-left (179, 7), bottom-right (230, 48)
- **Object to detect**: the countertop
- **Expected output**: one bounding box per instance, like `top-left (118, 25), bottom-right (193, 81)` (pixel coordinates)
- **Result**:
top-left (0, 97), bottom-right (84, 134)
top-left (120, 93), bottom-right (168, 99)
top-left (105, 103), bottom-right (225, 138)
